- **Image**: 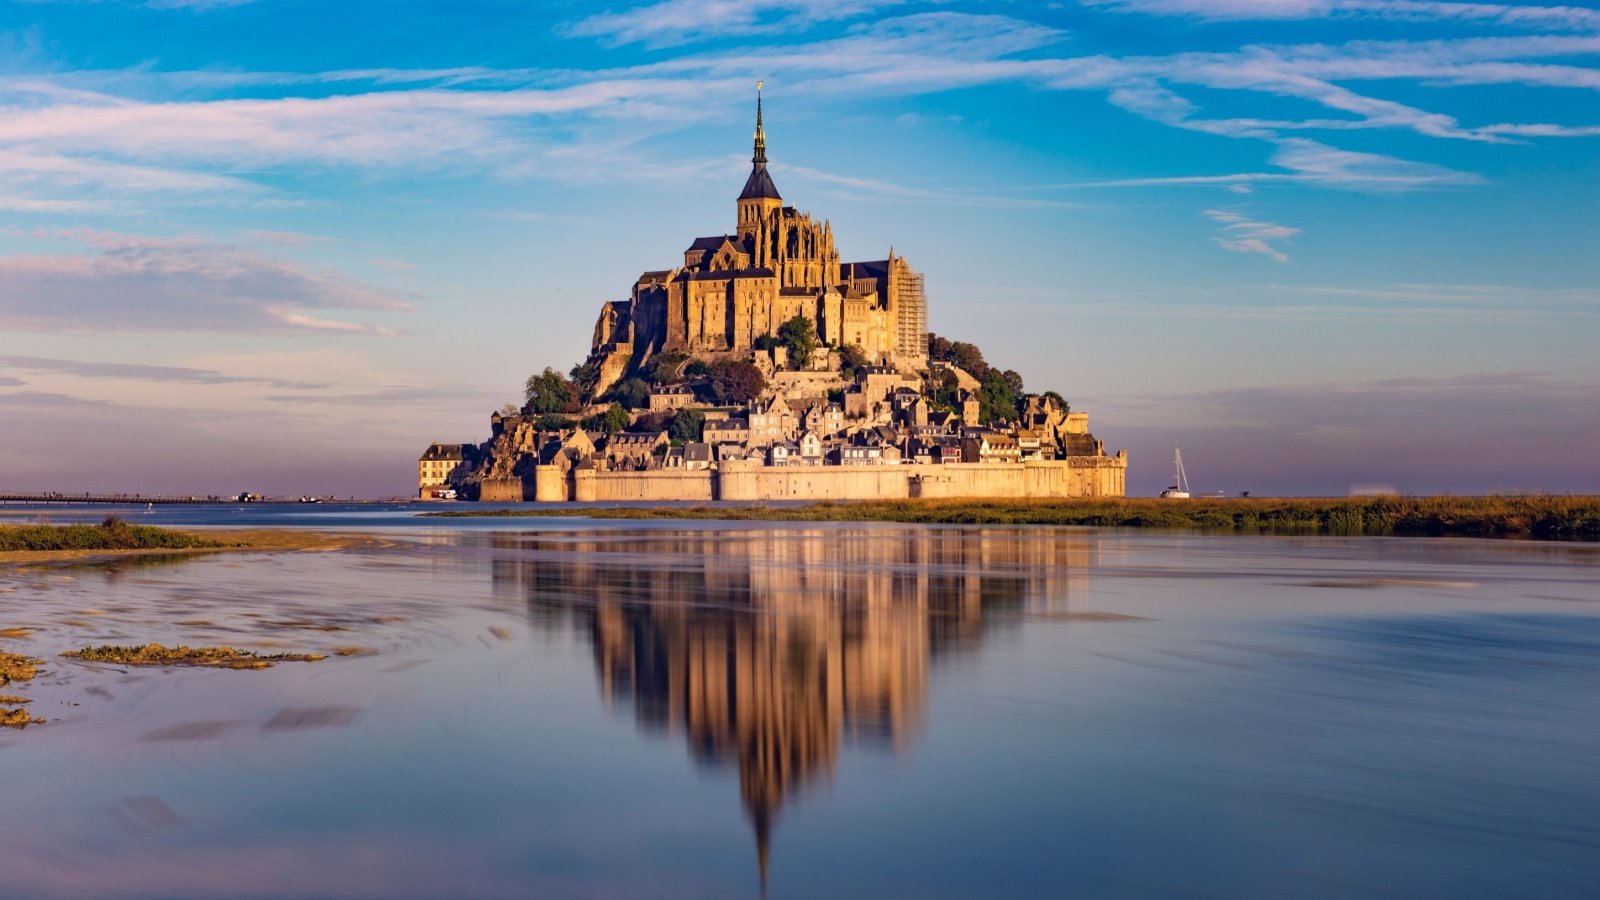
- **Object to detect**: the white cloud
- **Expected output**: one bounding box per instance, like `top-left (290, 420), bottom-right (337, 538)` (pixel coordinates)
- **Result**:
top-left (1043, 136), bottom-right (1484, 191)
top-left (568, 0), bottom-right (911, 47)
top-left (1085, 0), bottom-right (1600, 32)
top-left (1268, 137), bottom-right (1485, 189)
top-left (0, 8), bottom-right (1593, 217)
top-left (1206, 208), bottom-right (1301, 262)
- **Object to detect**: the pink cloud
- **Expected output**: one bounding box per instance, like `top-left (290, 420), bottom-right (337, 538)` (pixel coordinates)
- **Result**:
top-left (0, 230), bottom-right (412, 336)
top-left (1206, 208), bottom-right (1301, 262)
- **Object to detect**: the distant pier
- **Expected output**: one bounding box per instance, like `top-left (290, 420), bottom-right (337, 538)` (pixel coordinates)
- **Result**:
top-left (0, 493), bottom-right (227, 505)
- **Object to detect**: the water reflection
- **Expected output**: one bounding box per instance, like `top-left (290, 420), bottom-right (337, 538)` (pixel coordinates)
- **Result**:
top-left (489, 527), bottom-right (1095, 883)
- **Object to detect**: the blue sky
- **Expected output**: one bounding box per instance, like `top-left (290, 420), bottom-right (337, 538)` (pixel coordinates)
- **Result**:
top-left (0, 0), bottom-right (1596, 496)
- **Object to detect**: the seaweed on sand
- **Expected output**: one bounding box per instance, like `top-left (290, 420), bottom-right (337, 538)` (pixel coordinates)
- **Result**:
top-left (63, 643), bottom-right (325, 670)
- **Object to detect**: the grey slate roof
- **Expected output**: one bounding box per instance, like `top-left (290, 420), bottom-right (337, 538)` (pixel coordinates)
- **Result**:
top-left (686, 235), bottom-right (731, 253)
top-left (739, 163), bottom-right (781, 201)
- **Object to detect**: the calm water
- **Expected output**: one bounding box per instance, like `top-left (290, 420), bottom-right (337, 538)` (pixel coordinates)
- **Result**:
top-left (1, 505), bottom-right (1597, 898)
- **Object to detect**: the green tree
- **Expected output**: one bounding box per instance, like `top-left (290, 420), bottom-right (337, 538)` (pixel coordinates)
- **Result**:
top-left (668, 408), bottom-right (705, 443)
top-left (838, 343), bottom-right (868, 380)
top-left (645, 352), bottom-right (688, 385)
top-left (931, 370), bottom-right (961, 411)
top-left (684, 359), bottom-right (709, 378)
top-left (534, 413), bottom-right (575, 431)
top-left (778, 315), bottom-right (818, 369)
top-left (523, 368), bottom-right (576, 414)
top-left (569, 362), bottom-right (601, 403)
top-left (581, 402), bottom-right (631, 434)
top-left (949, 341), bottom-right (988, 378)
top-left (1042, 390), bottom-right (1068, 411)
top-left (706, 360), bottom-right (767, 405)
top-left (979, 369), bottom-right (1020, 423)
top-left (629, 410), bottom-right (672, 433)
top-left (606, 377), bottom-right (651, 410)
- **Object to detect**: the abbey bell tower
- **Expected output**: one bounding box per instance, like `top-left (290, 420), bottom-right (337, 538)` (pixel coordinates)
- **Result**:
top-left (737, 81), bottom-right (782, 238)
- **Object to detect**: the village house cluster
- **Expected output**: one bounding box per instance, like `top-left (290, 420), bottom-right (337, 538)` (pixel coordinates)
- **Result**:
top-left (420, 366), bottom-right (1115, 498)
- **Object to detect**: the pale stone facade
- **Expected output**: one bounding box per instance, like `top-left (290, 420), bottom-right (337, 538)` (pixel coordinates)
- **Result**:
top-left (417, 443), bottom-right (475, 498)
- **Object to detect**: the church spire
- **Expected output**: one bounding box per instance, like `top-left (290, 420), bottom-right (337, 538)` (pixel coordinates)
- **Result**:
top-left (753, 80), bottom-right (768, 165)
top-left (738, 80), bottom-right (781, 206)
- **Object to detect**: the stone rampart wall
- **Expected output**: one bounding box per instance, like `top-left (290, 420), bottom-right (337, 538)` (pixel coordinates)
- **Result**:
top-left (478, 477), bottom-right (530, 502)
top-left (483, 458), bottom-right (1124, 502)
top-left (577, 469), bottom-right (716, 502)
top-left (720, 461), bottom-right (913, 501)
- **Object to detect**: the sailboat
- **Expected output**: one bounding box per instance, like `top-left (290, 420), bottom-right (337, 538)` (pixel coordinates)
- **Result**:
top-left (1160, 445), bottom-right (1191, 499)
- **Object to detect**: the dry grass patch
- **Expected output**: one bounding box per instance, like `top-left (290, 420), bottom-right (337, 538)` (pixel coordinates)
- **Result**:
top-left (64, 643), bottom-right (325, 670)
top-left (0, 650), bottom-right (40, 686)
top-left (0, 706), bottom-right (40, 729)
top-left (0, 654), bottom-right (41, 728)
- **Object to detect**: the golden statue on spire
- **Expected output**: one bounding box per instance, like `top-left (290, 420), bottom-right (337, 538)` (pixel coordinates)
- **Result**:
top-left (753, 80), bottom-right (767, 165)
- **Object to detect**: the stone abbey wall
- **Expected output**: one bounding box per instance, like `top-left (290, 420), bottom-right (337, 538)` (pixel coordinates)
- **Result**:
top-left (478, 457), bottom-right (1125, 503)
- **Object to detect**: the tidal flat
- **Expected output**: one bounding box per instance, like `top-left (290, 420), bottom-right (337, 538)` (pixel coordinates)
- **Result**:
top-left (0, 504), bottom-right (1596, 898)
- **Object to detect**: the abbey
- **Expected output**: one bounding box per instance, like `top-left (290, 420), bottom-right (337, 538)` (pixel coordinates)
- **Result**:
top-left (588, 85), bottom-right (927, 396)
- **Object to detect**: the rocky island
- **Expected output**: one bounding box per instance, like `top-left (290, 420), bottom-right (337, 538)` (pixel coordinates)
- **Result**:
top-left (421, 86), bottom-right (1126, 503)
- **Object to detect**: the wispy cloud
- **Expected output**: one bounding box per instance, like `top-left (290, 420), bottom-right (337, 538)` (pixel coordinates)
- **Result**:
top-left (1085, 0), bottom-right (1600, 32)
top-left (144, 0), bottom-right (258, 9)
top-left (780, 162), bottom-right (1091, 209)
top-left (1041, 136), bottom-right (1485, 192)
top-left (0, 230), bottom-right (412, 336)
top-left (0, 354), bottom-right (330, 389)
top-left (0, 9), bottom-right (1591, 217)
top-left (1206, 208), bottom-right (1301, 262)
top-left (568, 0), bottom-right (910, 47)
top-left (245, 230), bottom-right (336, 246)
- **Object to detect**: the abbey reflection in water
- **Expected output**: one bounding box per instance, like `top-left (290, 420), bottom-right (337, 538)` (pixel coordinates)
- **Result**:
top-left (488, 527), bottom-right (1096, 879)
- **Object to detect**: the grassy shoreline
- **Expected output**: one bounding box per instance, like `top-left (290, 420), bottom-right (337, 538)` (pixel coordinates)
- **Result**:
top-left (426, 495), bottom-right (1600, 540)
top-left (0, 519), bottom-right (376, 563)
top-left (0, 517), bottom-right (220, 552)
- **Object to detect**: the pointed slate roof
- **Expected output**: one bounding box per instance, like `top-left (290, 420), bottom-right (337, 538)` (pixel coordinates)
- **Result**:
top-left (740, 164), bottom-right (781, 201)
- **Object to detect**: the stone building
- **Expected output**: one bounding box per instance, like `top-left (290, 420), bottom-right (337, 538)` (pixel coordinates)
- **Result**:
top-left (587, 86), bottom-right (928, 397)
top-left (417, 443), bottom-right (476, 498)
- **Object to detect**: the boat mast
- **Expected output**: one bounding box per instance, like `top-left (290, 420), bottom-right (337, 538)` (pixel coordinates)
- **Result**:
top-left (1174, 445), bottom-right (1190, 495)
